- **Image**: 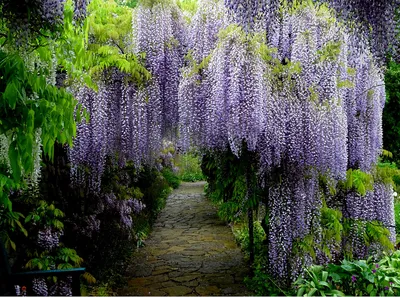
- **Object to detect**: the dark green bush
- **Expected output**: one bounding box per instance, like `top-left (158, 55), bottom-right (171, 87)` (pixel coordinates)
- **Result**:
top-left (245, 267), bottom-right (290, 296)
top-left (161, 168), bottom-right (181, 189)
top-left (177, 153), bottom-right (204, 182)
top-left (295, 252), bottom-right (400, 296)
top-left (395, 202), bottom-right (400, 237)
top-left (383, 62), bottom-right (400, 165)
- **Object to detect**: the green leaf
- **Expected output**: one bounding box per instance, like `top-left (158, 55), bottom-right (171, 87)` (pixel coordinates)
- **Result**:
top-left (329, 272), bottom-right (341, 283)
top-left (308, 288), bottom-right (317, 296)
top-left (322, 270), bottom-right (328, 282)
top-left (297, 287), bottom-right (305, 296)
top-left (330, 289), bottom-right (345, 296)
top-left (15, 220), bottom-right (28, 236)
top-left (3, 81), bottom-right (19, 109)
top-left (10, 239), bottom-right (16, 251)
top-left (341, 264), bottom-right (355, 272)
top-left (27, 109), bottom-right (35, 133)
top-left (319, 281), bottom-right (331, 288)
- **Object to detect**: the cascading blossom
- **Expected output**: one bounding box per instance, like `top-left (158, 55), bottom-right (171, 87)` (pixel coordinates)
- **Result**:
top-left (132, 0), bottom-right (186, 135)
top-left (318, 0), bottom-right (400, 64)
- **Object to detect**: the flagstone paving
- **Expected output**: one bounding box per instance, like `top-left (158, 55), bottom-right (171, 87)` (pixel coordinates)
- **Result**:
top-left (118, 182), bottom-right (252, 296)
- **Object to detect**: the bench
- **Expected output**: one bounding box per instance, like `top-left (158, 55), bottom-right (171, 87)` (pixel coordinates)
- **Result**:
top-left (1, 240), bottom-right (85, 296)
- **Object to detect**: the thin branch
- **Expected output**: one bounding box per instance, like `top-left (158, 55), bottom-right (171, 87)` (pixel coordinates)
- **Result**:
top-left (111, 40), bottom-right (125, 55)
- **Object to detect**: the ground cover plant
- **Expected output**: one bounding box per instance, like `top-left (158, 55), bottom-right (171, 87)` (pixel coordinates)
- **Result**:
top-left (0, 0), bottom-right (399, 295)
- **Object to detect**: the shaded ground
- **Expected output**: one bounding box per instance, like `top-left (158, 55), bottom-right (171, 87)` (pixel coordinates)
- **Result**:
top-left (118, 182), bottom-right (252, 296)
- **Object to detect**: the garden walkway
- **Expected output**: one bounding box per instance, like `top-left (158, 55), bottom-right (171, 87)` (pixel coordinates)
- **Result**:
top-left (118, 182), bottom-right (252, 296)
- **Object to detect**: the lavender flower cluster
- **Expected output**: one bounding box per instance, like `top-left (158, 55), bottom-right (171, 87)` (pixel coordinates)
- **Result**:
top-left (179, 3), bottom-right (384, 180)
top-left (319, 0), bottom-right (400, 64)
top-left (132, 1), bottom-right (186, 134)
top-left (266, 167), bottom-right (320, 281)
top-left (32, 278), bottom-right (48, 296)
top-left (70, 194), bottom-right (145, 239)
top-left (225, 0), bottom-right (399, 63)
top-left (104, 193), bottom-right (146, 229)
top-left (73, 0), bottom-right (89, 21)
top-left (2, 0), bottom-right (89, 44)
top-left (37, 227), bottom-right (63, 250)
top-left (344, 182), bottom-right (396, 259)
top-left (1, 0), bottom-right (64, 46)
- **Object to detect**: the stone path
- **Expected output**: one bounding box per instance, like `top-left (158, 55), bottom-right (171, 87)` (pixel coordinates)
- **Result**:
top-left (118, 182), bottom-right (252, 296)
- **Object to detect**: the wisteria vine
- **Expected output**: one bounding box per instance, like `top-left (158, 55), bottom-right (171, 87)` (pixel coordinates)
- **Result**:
top-left (68, 0), bottom-right (397, 283)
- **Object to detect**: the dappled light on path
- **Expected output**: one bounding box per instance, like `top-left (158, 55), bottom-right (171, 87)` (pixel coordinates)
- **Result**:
top-left (118, 182), bottom-right (251, 296)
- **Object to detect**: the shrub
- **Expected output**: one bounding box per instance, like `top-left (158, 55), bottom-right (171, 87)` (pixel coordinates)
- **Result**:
top-left (295, 251), bottom-right (400, 296)
top-left (161, 168), bottom-right (181, 189)
top-left (395, 202), bottom-right (400, 235)
top-left (233, 221), bottom-right (267, 262)
top-left (244, 267), bottom-right (289, 296)
top-left (177, 153), bottom-right (204, 182)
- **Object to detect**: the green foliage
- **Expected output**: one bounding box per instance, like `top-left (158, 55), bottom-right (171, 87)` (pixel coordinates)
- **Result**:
top-left (82, 282), bottom-right (113, 296)
top-left (161, 168), bottom-right (181, 189)
top-left (233, 220), bottom-right (266, 261)
top-left (320, 205), bottom-right (343, 243)
top-left (375, 162), bottom-right (400, 192)
top-left (383, 61), bottom-right (400, 166)
top-left (176, 153), bottom-right (204, 182)
top-left (293, 205), bottom-right (343, 261)
top-left (295, 265), bottom-right (345, 296)
top-left (296, 252), bottom-right (400, 296)
top-left (51, 0), bottom-right (150, 90)
top-left (363, 221), bottom-right (394, 251)
top-left (337, 79), bottom-right (355, 89)
top-left (25, 201), bottom-right (65, 230)
top-left (340, 169), bottom-right (374, 196)
top-left (342, 219), bottom-right (394, 258)
top-left (184, 51), bottom-right (212, 78)
top-left (202, 147), bottom-right (259, 223)
top-left (86, 0), bottom-right (150, 82)
top-left (394, 202), bottom-right (400, 234)
top-left (0, 48), bottom-right (80, 249)
top-left (316, 41), bottom-right (342, 63)
top-left (25, 247), bottom-right (83, 271)
top-left (176, 0), bottom-right (198, 18)
top-left (245, 267), bottom-right (289, 296)
top-left (0, 50), bottom-right (78, 168)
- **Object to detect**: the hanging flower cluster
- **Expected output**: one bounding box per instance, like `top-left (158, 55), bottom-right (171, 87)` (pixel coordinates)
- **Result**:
top-left (180, 3), bottom-right (376, 179)
top-left (345, 182), bottom-right (396, 243)
top-left (319, 0), bottom-right (400, 63)
top-left (224, 0), bottom-right (399, 63)
top-left (266, 168), bottom-right (320, 280)
top-left (131, 0), bottom-right (186, 135)
top-left (1, 0), bottom-right (89, 44)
